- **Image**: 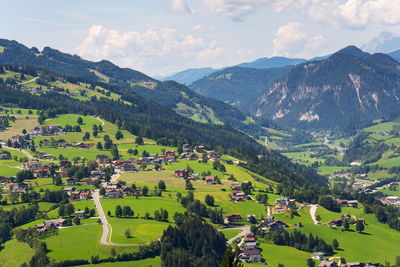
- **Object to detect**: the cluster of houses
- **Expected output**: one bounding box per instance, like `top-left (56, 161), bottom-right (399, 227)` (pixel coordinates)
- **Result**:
top-left (103, 183), bottom-right (137, 198)
top-left (335, 199), bottom-right (359, 208)
top-left (229, 183), bottom-right (250, 202)
top-left (238, 233), bottom-right (262, 263)
top-left (0, 176), bottom-right (29, 192)
top-left (271, 197), bottom-right (297, 214)
top-left (378, 195), bottom-right (400, 206)
top-left (31, 124), bottom-right (63, 137)
top-left (63, 187), bottom-right (92, 200)
top-left (318, 258), bottom-right (378, 267)
top-left (329, 215), bottom-right (365, 227)
top-left (0, 150), bottom-right (11, 160)
top-left (258, 216), bottom-right (289, 232)
top-left (23, 161), bottom-right (52, 178)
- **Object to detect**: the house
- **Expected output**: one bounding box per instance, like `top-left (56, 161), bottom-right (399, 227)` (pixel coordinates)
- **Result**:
top-left (164, 150), bottom-right (175, 156)
top-left (311, 252), bottom-right (325, 260)
top-left (330, 219), bottom-right (343, 227)
top-left (79, 191), bottom-right (91, 200)
top-left (82, 178), bottom-right (97, 186)
top-left (0, 151), bottom-right (11, 160)
top-left (174, 169), bottom-right (188, 179)
top-left (225, 214), bottom-right (242, 223)
top-left (347, 200), bottom-right (358, 208)
top-left (96, 155), bottom-right (109, 165)
top-left (230, 183), bottom-right (241, 190)
top-left (65, 178), bottom-right (76, 185)
top-left (206, 176), bottom-right (216, 185)
top-left (265, 220), bottom-right (288, 232)
top-left (182, 144), bottom-right (192, 152)
top-left (44, 219), bottom-right (67, 228)
top-left (239, 248), bottom-right (262, 263)
top-left (63, 187), bottom-right (75, 196)
top-left (106, 189), bottom-right (122, 198)
top-left (345, 263), bottom-right (379, 267)
top-left (90, 170), bottom-right (103, 178)
top-left (319, 261), bottom-right (337, 267)
top-left (120, 163), bottom-right (137, 172)
top-left (75, 210), bottom-right (86, 219)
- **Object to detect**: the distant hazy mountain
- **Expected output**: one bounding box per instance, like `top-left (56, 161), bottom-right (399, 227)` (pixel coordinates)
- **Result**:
top-left (252, 46), bottom-right (400, 129)
top-left (388, 49), bottom-right (400, 63)
top-left (189, 66), bottom-right (291, 110)
top-left (363, 31), bottom-right (400, 53)
top-left (236, 56), bottom-right (306, 69)
top-left (162, 67), bottom-right (217, 85)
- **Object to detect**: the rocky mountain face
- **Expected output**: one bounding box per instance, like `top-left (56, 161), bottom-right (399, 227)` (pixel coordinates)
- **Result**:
top-left (189, 66), bottom-right (291, 110)
top-left (252, 46), bottom-right (400, 129)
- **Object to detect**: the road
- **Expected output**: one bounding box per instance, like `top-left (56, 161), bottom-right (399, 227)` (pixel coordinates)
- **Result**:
top-left (110, 170), bottom-right (121, 184)
top-left (309, 204), bottom-right (319, 224)
top-left (2, 144), bottom-right (35, 160)
top-left (93, 189), bottom-right (152, 246)
top-left (225, 225), bottom-right (251, 244)
top-left (19, 77), bottom-right (38, 85)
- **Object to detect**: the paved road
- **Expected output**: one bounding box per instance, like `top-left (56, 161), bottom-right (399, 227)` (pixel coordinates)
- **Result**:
top-left (310, 204), bottom-right (319, 224)
top-left (93, 189), bottom-right (152, 246)
top-left (2, 144), bottom-right (35, 160)
top-left (225, 225), bottom-right (251, 244)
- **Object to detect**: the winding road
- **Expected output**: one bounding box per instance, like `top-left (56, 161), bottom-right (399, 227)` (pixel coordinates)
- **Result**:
top-left (309, 204), bottom-right (319, 224)
top-left (225, 225), bottom-right (251, 244)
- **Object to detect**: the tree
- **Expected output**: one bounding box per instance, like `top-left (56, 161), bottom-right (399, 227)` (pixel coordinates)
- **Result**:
top-left (343, 219), bottom-right (350, 231)
top-left (115, 130), bottom-right (123, 140)
top-left (205, 194), bottom-right (215, 206)
top-left (77, 116), bottom-right (83, 125)
top-left (125, 228), bottom-right (131, 238)
top-left (54, 175), bottom-right (62, 186)
top-left (96, 142), bottom-right (103, 150)
top-left (111, 145), bottom-right (119, 160)
top-left (332, 239), bottom-right (339, 250)
top-left (74, 217), bottom-right (81, 225)
top-left (158, 180), bottom-right (166, 191)
top-left (135, 135), bottom-right (144, 145)
top-left (83, 132), bottom-right (90, 141)
top-left (141, 186), bottom-right (149, 196)
top-left (173, 212), bottom-right (185, 226)
top-left (220, 246), bottom-right (243, 267)
top-left (122, 206), bottom-right (134, 217)
top-left (58, 205), bottom-right (65, 217)
top-left (356, 220), bottom-right (364, 233)
top-left (99, 187), bottom-right (106, 196)
top-left (307, 258), bottom-right (315, 267)
top-left (115, 205), bottom-right (122, 218)
top-left (16, 170), bottom-right (34, 182)
top-left (65, 203), bottom-right (75, 217)
top-left (185, 180), bottom-right (194, 190)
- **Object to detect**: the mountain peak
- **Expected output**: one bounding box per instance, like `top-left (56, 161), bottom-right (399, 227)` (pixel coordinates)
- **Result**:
top-left (334, 45), bottom-right (368, 58)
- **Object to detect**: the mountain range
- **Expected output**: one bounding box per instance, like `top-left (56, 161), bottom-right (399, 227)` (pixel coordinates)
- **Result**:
top-left (251, 46), bottom-right (400, 129)
top-left (0, 39), bottom-right (266, 137)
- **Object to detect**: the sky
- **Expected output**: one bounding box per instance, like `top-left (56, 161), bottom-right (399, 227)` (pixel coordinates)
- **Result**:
top-left (1, 0), bottom-right (400, 77)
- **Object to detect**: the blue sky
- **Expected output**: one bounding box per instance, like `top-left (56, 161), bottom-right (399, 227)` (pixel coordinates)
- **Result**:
top-left (1, 0), bottom-right (400, 76)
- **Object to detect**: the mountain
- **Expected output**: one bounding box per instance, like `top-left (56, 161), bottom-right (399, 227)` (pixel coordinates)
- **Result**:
top-left (388, 49), bottom-right (400, 63)
top-left (251, 46), bottom-right (400, 129)
top-left (236, 56), bottom-right (306, 69)
top-left (363, 31), bottom-right (400, 53)
top-left (0, 39), bottom-right (263, 136)
top-left (189, 66), bottom-right (291, 110)
top-left (162, 67), bottom-right (217, 85)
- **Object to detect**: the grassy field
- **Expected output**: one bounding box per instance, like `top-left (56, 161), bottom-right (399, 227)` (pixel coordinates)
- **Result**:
top-left (274, 205), bottom-right (400, 264)
top-left (220, 228), bottom-right (242, 240)
top-left (0, 238), bottom-right (34, 267)
top-left (0, 117), bottom-right (38, 140)
top-left (45, 224), bottom-right (139, 261)
top-left (363, 122), bottom-right (399, 133)
top-left (108, 218), bottom-right (172, 244)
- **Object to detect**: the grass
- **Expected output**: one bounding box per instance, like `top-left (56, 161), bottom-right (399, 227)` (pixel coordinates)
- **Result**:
top-left (45, 224), bottom-right (139, 261)
top-left (108, 218), bottom-right (172, 244)
top-left (0, 238), bottom-right (34, 267)
top-left (0, 117), bottom-right (38, 140)
top-left (276, 205), bottom-right (400, 264)
top-left (220, 229), bottom-right (242, 240)
top-left (363, 122), bottom-right (399, 133)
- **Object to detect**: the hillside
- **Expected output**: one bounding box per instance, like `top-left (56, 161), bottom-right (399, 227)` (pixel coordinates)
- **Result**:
top-left (0, 39), bottom-right (259, 136)
top-left (162, 67), bottom-right (217, 85)
top-left (252, 46), bottom-right (400, 129)
top-left (189, 66), bottom-right (291, 109)
top-left (236, 56), bottom-right (306, 69)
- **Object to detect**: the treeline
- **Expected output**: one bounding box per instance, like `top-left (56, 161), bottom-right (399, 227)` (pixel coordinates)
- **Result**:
top-left (270, 229), bottom-right (334, 256)
top-left (160, 214), bottom-right (226, 267)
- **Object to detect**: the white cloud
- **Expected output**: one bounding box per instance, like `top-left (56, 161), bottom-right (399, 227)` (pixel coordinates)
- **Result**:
top-left (77, 25), bottom-right (223, 76)
top-left (272, 22), bottom-right (326, 57)
top-left (198, 0), bottom-right (400, 29)
top-left (170, 0), bottom-right (192, 13)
